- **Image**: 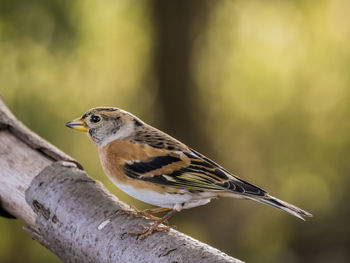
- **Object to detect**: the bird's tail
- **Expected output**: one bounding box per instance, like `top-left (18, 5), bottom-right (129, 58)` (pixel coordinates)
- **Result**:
top-left (244, 194), bottom-right (312, 220)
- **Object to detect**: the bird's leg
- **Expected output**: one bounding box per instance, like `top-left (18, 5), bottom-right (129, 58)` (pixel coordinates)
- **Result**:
top-left (141, 207), bottom-right (171, 218)
top-left (120, 206), bottom-right (170, 221)
top-left (129, 209), bottom-right (178, 240)
top-left (119, 205), bottom-right (150, 219)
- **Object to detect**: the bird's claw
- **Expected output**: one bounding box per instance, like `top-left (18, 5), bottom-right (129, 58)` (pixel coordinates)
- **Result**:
top-left (128, 223), bottom-right (171, 240)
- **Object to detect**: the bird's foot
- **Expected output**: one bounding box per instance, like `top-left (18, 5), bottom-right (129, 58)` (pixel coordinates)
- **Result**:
top-left (128, 209), bottom-right (177, 239)
top-left (129, 222), bottom-right (171, 240)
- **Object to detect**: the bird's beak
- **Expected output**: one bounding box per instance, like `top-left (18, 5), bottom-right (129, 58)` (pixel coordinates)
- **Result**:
top-left (65, 118), bottom-right (88, 132)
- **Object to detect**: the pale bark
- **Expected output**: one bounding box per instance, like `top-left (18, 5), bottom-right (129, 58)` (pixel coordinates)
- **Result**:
top-left (0, 97), bottom-right (243, 263)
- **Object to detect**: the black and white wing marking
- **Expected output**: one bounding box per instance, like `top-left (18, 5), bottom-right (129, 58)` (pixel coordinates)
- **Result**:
top-left (123, 149), bottom-right (266, 196)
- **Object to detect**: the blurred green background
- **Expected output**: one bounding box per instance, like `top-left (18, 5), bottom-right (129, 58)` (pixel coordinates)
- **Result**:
top-left (1, 0), bottom-right (349, 262)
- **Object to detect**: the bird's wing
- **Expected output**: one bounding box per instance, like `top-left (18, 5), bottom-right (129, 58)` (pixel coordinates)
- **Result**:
top-left (123, 148), bottom-right (266, 195)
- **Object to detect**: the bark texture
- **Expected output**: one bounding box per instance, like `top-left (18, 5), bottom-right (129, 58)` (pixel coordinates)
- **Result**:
top-left (0, 97), bottom-right (243, 263)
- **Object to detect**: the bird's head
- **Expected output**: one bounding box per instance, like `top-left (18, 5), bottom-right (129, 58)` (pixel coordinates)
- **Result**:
top-left (66, 107), bottom-right (143, 147)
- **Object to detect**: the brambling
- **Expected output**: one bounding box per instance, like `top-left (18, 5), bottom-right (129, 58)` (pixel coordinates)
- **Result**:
top-left (66, 107), bottom-right (312, 239)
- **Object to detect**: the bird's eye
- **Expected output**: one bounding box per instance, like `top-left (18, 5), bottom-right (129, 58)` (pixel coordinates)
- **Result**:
top-left (90, 115), bottom-right (101, 123)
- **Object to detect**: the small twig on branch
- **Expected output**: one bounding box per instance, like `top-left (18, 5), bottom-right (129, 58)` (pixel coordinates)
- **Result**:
top-left (0, 96), bottom-right (243, 263)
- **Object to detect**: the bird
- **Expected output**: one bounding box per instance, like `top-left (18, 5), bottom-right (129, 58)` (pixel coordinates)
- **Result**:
top-left (66, 107), bottom-right (312, 239)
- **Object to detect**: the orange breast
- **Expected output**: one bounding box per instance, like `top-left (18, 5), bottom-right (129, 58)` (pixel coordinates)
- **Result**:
top-left (97, 140), bottom-right (184, 193)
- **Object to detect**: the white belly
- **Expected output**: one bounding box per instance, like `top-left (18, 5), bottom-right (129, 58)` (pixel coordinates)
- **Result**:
top-left (115, 183), bottom-right (213, 210)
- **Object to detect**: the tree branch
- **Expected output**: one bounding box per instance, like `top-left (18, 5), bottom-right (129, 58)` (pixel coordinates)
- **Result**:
top-left (0, 96), bottom-right (243, 263)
